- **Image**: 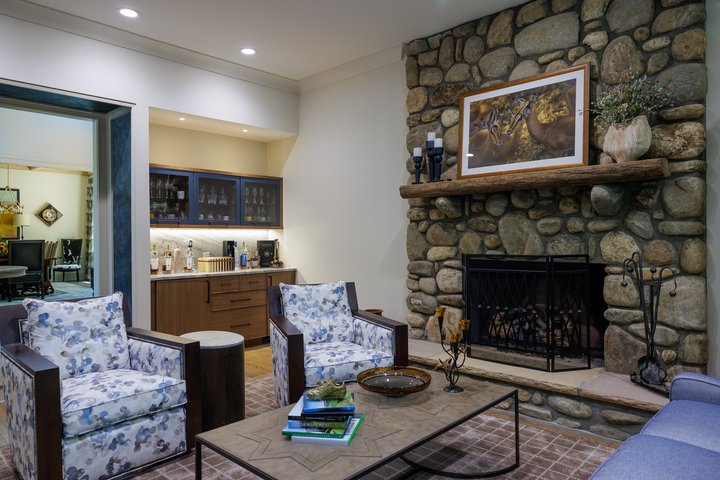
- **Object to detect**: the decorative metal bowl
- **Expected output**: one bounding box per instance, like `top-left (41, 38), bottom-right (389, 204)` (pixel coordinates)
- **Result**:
top-left (357, 367), bottom-right (431, 396)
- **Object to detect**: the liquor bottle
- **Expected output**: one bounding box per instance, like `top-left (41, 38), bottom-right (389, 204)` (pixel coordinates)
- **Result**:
top-left (172, 244), bottom-right (183, 273)
top-left (163, 244), bottom-right (173, 273)
top-left (240, 242), bottom-right (248, 268)
top-left (233, 241), bottom-right (240, 270)
top-left (185, 240), bottom-right (194, 271)
top-left (150, 244), bottom-right (159, 274)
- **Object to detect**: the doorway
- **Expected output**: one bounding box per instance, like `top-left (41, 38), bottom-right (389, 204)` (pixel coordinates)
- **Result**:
top-left (0, 81), bottom-right (133, 311)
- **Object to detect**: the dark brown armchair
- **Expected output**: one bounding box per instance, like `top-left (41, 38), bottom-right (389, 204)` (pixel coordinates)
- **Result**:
top-left (268, 281), bottom-right (408, 406)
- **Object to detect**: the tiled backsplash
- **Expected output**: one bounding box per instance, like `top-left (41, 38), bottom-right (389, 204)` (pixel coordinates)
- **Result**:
top-left (149, 228), bottom-right (275, 258)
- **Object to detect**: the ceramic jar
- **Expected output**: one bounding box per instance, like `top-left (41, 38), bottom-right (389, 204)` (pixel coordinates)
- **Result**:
top-left (602, 115), bottom-right (652, 163)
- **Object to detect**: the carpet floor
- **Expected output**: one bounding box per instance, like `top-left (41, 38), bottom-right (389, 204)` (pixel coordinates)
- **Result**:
top-left (3, 281), bottom-right (93, 306)
top-left (0, 374), bottom-right (617, 479)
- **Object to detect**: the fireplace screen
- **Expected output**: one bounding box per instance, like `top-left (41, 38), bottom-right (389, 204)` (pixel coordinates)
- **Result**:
top-left (464, 254), bottom-right (594, 372)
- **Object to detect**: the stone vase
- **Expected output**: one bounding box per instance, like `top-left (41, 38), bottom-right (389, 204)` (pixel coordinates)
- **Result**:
top-left (602, 115), bottom-right (652, 163)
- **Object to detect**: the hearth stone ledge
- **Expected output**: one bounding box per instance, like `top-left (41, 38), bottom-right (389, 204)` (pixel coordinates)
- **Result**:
top-left (411, 354), bottom-right (657, 442)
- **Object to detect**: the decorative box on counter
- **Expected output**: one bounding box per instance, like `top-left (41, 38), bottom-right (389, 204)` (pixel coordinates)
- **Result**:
top-left (197, 256), bottom-right (235, 272)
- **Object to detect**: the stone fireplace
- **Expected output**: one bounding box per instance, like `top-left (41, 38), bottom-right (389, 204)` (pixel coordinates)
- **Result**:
top-left (403, 0), bottom-right (708, 377)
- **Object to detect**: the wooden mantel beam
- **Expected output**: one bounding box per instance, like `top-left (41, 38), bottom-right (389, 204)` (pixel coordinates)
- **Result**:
top-left (399, 158), bottom-right (670, 199)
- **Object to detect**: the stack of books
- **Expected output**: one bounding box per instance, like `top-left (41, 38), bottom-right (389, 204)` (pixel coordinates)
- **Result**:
top-left (282, 391), bottom-right (364, 446)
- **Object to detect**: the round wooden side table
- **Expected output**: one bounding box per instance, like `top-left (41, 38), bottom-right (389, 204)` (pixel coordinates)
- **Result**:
top-left (181, 330), bottom-right (245, 431)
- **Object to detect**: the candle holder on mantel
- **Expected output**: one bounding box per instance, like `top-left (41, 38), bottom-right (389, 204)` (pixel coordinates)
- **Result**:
top-left (425, 133), bottom-right (444, 182)
top-left (436, 306), bottom-right (470, 393)
top-left (431, 140), bottom-right (444, 182)
top-left (412, 147), bottom-right (423, 184)
top-left (621, 251), bottom-right (678, 394)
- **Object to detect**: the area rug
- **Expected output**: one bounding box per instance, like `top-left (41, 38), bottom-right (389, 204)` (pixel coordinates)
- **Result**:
top-left (4, 281), bottom-right (94, 306)
top-left (0, 375), bottom-right (617, 479)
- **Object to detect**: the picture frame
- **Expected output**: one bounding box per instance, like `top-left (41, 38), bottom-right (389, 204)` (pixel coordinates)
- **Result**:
top-left (36, 202), bottom-right (63, 227)
top-left (0, 214), bottom-right (19, 239)
top-left (458, 64), bottom-right (589, 179)
top-left (0, 188), bottom-right (19, 204)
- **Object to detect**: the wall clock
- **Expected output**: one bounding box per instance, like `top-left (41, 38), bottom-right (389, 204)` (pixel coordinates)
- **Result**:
top-left (36, 202), bottom-right (63, 226)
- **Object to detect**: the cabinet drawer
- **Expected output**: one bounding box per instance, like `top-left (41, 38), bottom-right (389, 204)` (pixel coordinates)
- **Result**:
top-left (210, 289), bottom-right (266, 311)
top-left (238, 274), bottom-right (266, 291)
top-left (210, 306), bottom-right (267, 339)
top-left (209, 274), bottom-right (265, 294)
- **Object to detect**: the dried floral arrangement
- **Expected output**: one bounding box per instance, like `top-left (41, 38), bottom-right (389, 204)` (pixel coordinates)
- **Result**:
top-left (593, 76), bottom-right (670, 128)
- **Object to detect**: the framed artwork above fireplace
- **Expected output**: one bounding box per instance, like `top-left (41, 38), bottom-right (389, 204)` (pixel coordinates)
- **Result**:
top-left (458, 64), bottom-right (589, 179)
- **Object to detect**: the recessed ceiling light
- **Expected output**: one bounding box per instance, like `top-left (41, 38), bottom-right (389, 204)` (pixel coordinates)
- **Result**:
top-left (118, 8), bottom-right (140, 18)
top-left (241, 48), bottom-right (256, 56)
top-left (179, 117), bottom-right (186, 122)
top-left (242, 128), bottom-right (248, 133)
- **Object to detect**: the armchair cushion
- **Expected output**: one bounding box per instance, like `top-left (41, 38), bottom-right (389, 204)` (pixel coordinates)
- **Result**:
top-left (61, 369), bottom-right (186, 437)
top-left (22, 292), bottom-right (129, 379)
top-left (279, 282), bottom-right (354, 344)
top-left (670, 371), bottom-right (720, 404)
top-left (304, 341), bottom-right (394, 387)
top-left (62, 406), bottom-right (186, 480)
top-left (639, 400), bottom-right (720, 454)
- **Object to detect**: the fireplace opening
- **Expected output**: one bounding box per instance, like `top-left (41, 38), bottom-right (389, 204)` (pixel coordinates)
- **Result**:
top-left (463, 254), bottom-right (607, 372)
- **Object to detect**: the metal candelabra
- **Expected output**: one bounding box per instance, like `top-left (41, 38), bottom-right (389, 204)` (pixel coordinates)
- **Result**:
top-left (436, 306), bottom-right (470, 393)
top-left (621, 251), bottom-right (677, 393)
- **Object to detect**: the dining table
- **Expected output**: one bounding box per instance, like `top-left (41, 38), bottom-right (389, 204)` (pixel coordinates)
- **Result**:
top-left (0, 265), bottom-right (28, 301)
top-left (0, 265), bottom-right (27, 279)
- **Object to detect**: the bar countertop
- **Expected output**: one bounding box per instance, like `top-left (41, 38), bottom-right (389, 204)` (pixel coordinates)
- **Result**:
top-left (150, 267), bottom-right (296, 281)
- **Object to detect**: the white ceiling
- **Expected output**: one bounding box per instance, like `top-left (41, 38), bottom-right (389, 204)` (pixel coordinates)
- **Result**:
top-left (1, 0), bottom-right (524, 140)
top-left (5, 0), bottom-right (522, 81)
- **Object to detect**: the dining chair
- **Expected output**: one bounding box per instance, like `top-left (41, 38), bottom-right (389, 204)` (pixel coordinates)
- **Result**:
top-left (42, 240), bottom-right (58, 294)
top-left (7, 240), bottom-right (45, 302)
top-left (53, 238), bottom-right (83, 281)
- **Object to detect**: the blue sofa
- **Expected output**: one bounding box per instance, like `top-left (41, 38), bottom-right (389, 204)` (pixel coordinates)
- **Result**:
top-left (591, 372), bottom-right (720, 479)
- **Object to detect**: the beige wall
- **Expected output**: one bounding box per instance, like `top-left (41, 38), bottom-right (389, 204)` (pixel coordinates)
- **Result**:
top-left (266, 137), bottom-right (296, 177)
top-left (278, 59), bottom-right (408, 319)
top-left (4, 168), bottom-right (87, 242)
top-left (150, 124), bottom-right (268, 175)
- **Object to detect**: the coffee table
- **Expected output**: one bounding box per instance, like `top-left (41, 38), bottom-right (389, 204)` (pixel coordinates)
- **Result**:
top-left (195, 369), bottom-right (519, 479)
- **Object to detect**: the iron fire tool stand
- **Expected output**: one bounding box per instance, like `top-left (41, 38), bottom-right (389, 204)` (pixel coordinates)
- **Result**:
top-left (621, 251), bottom-right (677, 394)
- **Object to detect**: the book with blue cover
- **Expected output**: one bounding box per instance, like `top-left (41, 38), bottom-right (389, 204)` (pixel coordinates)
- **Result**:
top-left (301, 391), bottom-right (355, 414)
top-left (287, 394), bottom-right (352, 422)
top-left (289, 414), bottom-right (364, 446)
top-left (281, 419), bottom-right (349, 438)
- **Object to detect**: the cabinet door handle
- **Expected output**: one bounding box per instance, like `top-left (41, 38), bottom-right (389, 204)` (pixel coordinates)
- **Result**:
top-left (206, 280), bottom-right (210, 303)
top-left (231, 298), bottom-right (252, 303)
top-left (230, 323), bottom-right (250, 328)
top-left (220, 282), bottom-right (232, 286)
top-left (248, 280), bottom-right (260, 284)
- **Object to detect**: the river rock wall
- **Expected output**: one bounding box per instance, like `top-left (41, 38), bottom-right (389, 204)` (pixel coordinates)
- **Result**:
top-left (403, 0), bottom-right (708, 376)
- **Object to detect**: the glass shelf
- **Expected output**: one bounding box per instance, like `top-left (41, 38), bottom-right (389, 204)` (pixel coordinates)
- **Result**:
top-left (149, 167), bottom-right (282, 227)
top-left (149, 169), bottom-right (191, 223)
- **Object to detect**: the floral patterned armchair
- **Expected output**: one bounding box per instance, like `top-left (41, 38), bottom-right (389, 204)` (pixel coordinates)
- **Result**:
top-left (0, 292), bottom-right (201, 480)
top-left (268, 281), bottom-right (408, 406)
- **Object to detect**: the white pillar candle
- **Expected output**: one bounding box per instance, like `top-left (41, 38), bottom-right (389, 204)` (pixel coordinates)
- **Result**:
top-left (435, 138), bottom-right (443, 148)
top-left (427, 132), bottom-right (436, 141)
top-left (413, 147), bottom-right (422, 157)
